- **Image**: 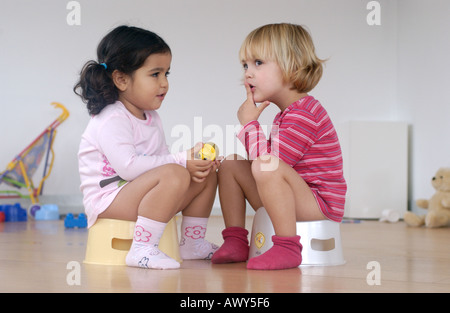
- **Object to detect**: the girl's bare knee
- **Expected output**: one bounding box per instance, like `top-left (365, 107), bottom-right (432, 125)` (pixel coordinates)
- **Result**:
top-left (251, 155), bottom-right (281, 181)
top-left (218, 154), bottom-right (247, 176)
top-left (160, 164), bottom-right (191, 190)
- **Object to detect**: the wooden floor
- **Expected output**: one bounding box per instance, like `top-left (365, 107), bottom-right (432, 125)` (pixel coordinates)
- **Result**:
top-left (0, 216), bottom-right (449, 293)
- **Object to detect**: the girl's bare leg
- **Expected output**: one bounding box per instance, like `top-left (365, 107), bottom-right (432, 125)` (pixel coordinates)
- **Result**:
top-left (217, 154), bottom-right (263, 228)
top-left (212, 154), bottom-right (263, 264)
top-left (179, 167), bottom-right (217, 217)
top-left (99, 164), bottom-right (190, 269)
top-left (99, 163), bottom-right (219, 268)
top-left (214, 154), bottom-right (325, 268)
top-left (247, 155), bottom-right (325, 270)
top-left (178, 169), bottom-right (220, 260)
top-left (251, 155), bottom-right (325, 237)
top-left (99, 164), bottom-right (191, 222)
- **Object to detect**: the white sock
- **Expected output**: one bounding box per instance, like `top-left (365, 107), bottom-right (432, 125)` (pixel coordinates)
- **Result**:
top-left (179, 216), bottom-right (219, 260)
top-left (126, 216), bottom-right (180, 269)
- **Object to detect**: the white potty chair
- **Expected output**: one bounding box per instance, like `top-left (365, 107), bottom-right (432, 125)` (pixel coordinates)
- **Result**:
top-left (249, 207), bottom-right (345, 266)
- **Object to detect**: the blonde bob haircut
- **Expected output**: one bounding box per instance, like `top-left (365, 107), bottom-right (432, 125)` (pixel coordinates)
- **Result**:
top-left (239, 23), bottom-right (325, 93)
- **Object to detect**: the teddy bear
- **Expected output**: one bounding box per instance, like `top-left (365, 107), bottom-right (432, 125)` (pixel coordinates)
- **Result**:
top-left (404, 167), bottom-right (450, 228)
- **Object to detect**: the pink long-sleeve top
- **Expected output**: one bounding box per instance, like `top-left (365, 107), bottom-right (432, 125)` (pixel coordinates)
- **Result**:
top-left (78, 101), bottom-right (186, 227)
top-left (237, 96), bottom-right (347, 222)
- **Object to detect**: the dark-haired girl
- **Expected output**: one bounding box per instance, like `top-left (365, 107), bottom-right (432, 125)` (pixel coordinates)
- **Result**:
top-left (75, 26), bottom-right (219, 269)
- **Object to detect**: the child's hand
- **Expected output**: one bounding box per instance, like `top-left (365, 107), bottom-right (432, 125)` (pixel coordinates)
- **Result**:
top-left (187, 160), bottom-right (213, 183)
top-left (186, 143), bottom-right (222, 183)
top-left (188, 142), bottom-right (204, 161)
top-left (237, 83), bottom-right (270, 126)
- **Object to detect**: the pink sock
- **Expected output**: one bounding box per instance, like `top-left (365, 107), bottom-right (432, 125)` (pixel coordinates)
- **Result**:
top-left (247, 235), bottom-right (302, 270)
top-left (179, 216), bottom-right (219, 260)
top-left (211, 227), bottom-right (249, 264)
top-left (126, 216), bottom-right (180, 269)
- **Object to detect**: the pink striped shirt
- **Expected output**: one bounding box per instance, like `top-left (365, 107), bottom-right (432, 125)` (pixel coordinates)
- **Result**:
top-left (237, 96), bottom-right (346, 222)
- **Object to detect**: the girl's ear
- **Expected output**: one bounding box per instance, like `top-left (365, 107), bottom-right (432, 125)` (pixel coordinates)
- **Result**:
top-left (112, 70), bottom-right (129, 92)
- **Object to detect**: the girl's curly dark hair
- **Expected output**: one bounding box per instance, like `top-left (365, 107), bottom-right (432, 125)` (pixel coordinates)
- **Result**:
top-left (74, 25), bottom-right (171, 115)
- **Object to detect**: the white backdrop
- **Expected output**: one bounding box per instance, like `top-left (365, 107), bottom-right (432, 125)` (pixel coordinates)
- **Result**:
top-left (1, 0), bottom-right (449, 215)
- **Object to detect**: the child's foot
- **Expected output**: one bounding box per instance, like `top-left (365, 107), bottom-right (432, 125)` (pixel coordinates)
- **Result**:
top-left (211, 227), bottom-right (249, 264)
top-left (126, 216), bottom-right (180, 269)
top-left (247, 235), bottom-right (302, 270)
top-left (179, 216), bottom-right (219, 260)
top-left (180, 237), bottom-right (219, 260)
top-left (126, 243), bottom-right (180, 269)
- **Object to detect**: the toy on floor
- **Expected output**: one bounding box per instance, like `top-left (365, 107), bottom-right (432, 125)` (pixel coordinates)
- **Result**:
top-left (404, 167), bottom-right (450, 228)
top-left (64, 213), bottom-right (87, 228)
top-left (196, 142), bottom-right (219, 161)
top-left (34, 204), bottom-right (59, 220)
top-left (0, 203), bottom-right (27, 222)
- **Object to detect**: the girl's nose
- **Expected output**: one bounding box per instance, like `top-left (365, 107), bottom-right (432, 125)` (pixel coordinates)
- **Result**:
top-left (160, 77), bottom-right (169, 88)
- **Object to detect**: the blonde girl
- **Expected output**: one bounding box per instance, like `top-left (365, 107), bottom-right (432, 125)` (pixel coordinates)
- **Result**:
top-left (212, 23), bottom-right (346, 270)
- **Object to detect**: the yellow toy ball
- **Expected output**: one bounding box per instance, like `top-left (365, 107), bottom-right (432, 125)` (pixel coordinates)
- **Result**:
top-left (197, 142), bottom-right (219, 161)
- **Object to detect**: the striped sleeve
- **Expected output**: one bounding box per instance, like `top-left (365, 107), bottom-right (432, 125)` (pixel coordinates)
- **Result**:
top-left (236, 120), bottom-right (269, 161)
top-left (236, 108), bottom-right (317, 167)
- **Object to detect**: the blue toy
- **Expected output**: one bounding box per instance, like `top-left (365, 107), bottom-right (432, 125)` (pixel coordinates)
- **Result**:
top-left (0, 203), bottom-right (27, 222)
top-left (64, 213), bottom-right (87, 228)
top-left (35, 204), bottom-right (60, 220)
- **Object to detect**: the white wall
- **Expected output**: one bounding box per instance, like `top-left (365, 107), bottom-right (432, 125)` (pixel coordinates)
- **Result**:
top-left (0, 0), bottom-right (447, 215)
top-left (397, 0), bottom-right (450, 213)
